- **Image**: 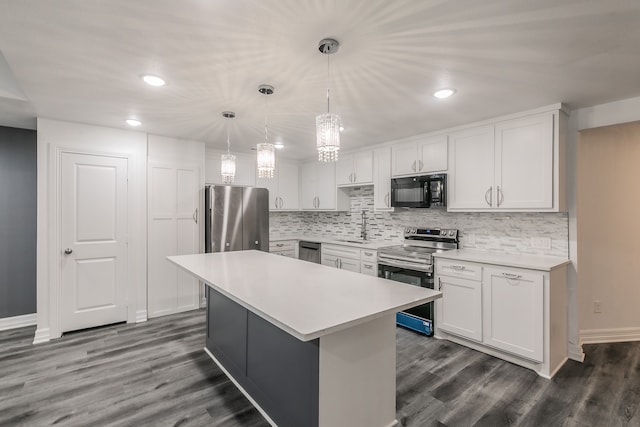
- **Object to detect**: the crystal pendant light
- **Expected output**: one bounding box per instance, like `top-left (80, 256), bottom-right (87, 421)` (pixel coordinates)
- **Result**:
top-left (220, 111), bottom-right (236, 184)
top-left (257, 84), bottom-right (275, 179)
top-left (316, 38), bottom-right (341, 162)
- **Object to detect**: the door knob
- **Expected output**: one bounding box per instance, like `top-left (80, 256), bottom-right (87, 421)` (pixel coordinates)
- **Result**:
top-left (64, 248), bottom-right (73, 254)
top-left (255, 241), bottom-right (259, 245)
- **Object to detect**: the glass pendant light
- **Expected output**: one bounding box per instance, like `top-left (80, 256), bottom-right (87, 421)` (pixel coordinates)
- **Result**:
top-left (220, 111), bottom-right (236, 184)
top-left (316, 38), bottom-right (341, 162)
top-left (257, 84), bottom-right (275, 179)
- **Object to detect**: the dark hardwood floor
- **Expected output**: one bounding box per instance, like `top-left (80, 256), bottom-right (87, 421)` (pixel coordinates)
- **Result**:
top-left (1, 309), bottom-right (638, 427)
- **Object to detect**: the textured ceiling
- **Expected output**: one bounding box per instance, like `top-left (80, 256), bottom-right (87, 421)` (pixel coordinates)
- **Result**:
top-left (1, 0), bottom-right (640, 159)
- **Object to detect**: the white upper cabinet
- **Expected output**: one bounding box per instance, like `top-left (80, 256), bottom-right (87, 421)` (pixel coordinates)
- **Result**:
top-left (256, 160), bottom-right (299, 211)
top-left (336, 150), bottom-right (373, 186)
top-left (205, 149), bottom-right (256, 187)
top-left (448, 125), bottom-right (495, 209)
top-left (373, 147), bottom-right (392, 211)
top-left (448, 110), bottom-right (563, 212)
top-left (300, 160), bottom-right (349, 211)
top-left (494, 113), bottom-right (554, 209)
top-left (391, 135), bottom-right (448, 177)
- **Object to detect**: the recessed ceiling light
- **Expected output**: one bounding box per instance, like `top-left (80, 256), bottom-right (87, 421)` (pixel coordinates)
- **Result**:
top-left (339, 126), bottom-right (344, 132)
top-left (142, 75), bottom-right (165, 87)
top-left (433, 88), bottom-right (456, 99)
top-left (125, 119), bottom-right (141, 126)
top-left (274, 142), bottom-right (285, 149)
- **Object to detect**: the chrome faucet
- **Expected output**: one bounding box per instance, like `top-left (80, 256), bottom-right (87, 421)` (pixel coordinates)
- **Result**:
top-left (360, 210), bottom-right (368, 241)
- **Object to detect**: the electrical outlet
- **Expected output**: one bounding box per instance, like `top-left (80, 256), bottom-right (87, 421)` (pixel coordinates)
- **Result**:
top-left (465, 233), bottom-right (476, 246)
top-left (594, 300), bottom-right (602, 313)
top-left (531, 237), bottom-right (552, 250)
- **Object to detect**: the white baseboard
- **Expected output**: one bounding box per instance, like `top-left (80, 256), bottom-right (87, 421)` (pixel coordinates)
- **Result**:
top-left (0, 313), bottom-right (36, 332)
top-left (580, 327), bottom-right (640, 345)
top-left (135, 309), bottom-right (148, 323)
top-left (33, 327), bottom-right (50, 344)
top-left (568, 342), bottom-right (585, 362)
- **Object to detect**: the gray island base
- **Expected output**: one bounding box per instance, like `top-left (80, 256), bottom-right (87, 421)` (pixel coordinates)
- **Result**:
top-left (168, 251), bottom-right (442, 427)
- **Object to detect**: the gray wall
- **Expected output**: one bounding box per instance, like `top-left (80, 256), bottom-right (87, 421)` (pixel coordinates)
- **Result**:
top-left (0, 126), bottom-right (36, 318)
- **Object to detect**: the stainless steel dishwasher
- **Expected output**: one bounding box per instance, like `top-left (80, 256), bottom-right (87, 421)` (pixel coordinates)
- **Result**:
top-left (298, 241), bottom-right (321, 264)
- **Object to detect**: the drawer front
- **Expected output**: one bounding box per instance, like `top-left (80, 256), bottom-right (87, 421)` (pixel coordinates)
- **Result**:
top-left (322, 244), bottom-right (361, 259)
top-left (270, 240), bottom-right (296, 252)
top-left (272, 250), bottom-right (295, 258)
top-left (436, 260), bottom-right (482, 281)
top-left (360, 261), bottom-right (377, 276)
top-left (360, 249), bottom-right (377, 262)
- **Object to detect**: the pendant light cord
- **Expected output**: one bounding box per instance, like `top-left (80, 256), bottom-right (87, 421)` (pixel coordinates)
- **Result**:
top-left (264, 92), bottom-right (269, 144)
top-left (226, 118), bottom-right (231, 154)
top-left (326, 52), bottom-right (331, 114)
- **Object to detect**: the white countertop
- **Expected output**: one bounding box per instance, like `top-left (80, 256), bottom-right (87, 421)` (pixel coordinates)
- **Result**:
top-left (433, 249), bottom-right (570, 271)
top-left (168, 250), bottom-right (441, 341)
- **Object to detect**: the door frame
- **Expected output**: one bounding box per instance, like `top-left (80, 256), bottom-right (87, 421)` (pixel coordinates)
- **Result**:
top-left (35, 119), bottom-right (148, 344)
top-left (47, 146), bottom-right (133, 339)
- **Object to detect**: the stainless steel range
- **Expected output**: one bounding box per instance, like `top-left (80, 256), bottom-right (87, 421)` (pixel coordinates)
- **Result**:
top-left (377, 227), bottom-right (459, 336)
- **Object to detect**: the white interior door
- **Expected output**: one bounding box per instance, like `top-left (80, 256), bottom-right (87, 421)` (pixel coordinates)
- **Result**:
top-left (148, 162), bottom-right (200, 318)
top-left (60, 152), bottom-right (128, 333)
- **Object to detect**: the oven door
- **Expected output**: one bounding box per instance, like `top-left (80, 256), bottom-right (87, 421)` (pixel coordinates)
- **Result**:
top-left (378, 261), bottom-right (434, 336)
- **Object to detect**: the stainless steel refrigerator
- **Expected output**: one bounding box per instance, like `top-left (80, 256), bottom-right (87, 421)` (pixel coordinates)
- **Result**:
top-left (205, 185), bottom-right (269, 253)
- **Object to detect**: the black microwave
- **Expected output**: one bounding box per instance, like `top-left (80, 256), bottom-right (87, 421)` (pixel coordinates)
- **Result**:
top-left (391, 174), bottom-right (446, 208)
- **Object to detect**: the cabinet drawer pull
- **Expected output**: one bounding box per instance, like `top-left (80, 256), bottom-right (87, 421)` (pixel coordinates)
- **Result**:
top-left (363, 264), bottom-right (373, 269)
top-left (502, 272), bottom-right (522, 280)
top-left (450, 265), bottom-right (466, 271)
top-left (276, 243), bottom-right (284, 247)
top-left (364, 252), bottom-right (373, 256)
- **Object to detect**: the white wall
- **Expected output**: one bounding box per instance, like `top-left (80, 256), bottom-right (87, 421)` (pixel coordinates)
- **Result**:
top-left (35, 118), bottom-right (147, 343)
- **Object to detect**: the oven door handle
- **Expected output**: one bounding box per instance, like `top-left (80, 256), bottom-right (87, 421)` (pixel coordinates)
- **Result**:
top-left (378, 258), bottom-right (433, 273)
top-left (378, 253), bottom-right (430, 265)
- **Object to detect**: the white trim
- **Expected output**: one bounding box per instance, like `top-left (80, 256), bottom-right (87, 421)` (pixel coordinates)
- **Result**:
top-left (580, 327), bottom-right (640, 344)
top-left (204, 347), bottom-right (277, 427)
top-left (0, 313), bottom-right (36, 331)
top-left (135, 309), bottom-right (148, 323)
top-left (568, 342), bottom-right (585, 362)
top-left (33, 327), bottom-right (50, 344)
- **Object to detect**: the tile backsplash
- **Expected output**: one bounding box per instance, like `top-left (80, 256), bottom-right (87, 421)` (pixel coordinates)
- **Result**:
top-left (270, 186), bottom-right (569, 258)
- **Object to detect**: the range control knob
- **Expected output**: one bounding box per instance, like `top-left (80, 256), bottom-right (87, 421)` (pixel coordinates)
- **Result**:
top-left (449, 230), bottom-right (455, 237)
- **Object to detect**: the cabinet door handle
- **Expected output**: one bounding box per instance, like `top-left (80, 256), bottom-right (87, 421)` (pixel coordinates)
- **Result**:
top-left (335, 258), bottom-right (339, 268)
top-left (484, 187), bottom-right (492, 207)
top-left (279, 197), bottom-right (283, 209)
top-left (497, 186), bottom-right (504, 207)
top-left (438, 277), bottom-right (442, 291)
top-left (352, 172), bottom-right (356, 182)
top-left (274, 198), bottom-right (279, 208)
top-left (317, 197), bottom-right (320, 208)
top-left (384, 192), bottom-right (390, 207)
top-left (418, 159), bottom-right (423, 171)
top-left (502, 272), bottom-right (522, 281)
top-left (193, 208), bottom-right (198, 224)
top-left (339, 258), bottom-right (342, 269)
top-left (412, 160), bottom-right (416, 171)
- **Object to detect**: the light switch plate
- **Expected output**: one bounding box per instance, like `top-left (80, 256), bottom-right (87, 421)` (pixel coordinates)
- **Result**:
top-left (531, 237), bottom-right (552, 250)
top-left (465, 233), bottom-right (476, 246)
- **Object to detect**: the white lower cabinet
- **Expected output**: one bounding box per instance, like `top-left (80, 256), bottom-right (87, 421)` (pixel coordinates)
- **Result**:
top-left (482, 267), bottom-right (543, 362)
top-left (269, 240), bottom-right (297, 258)
top-left (435, 257), bottom-right (566, 378)
top-left (437, 274), bottom-right (482, 342)
top-left (322, 244), bottom-right (377, 274)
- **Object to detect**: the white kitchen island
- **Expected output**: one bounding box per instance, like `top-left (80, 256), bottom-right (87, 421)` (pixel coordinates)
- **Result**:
top-left (168, 250), bottom-right (441, 427)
